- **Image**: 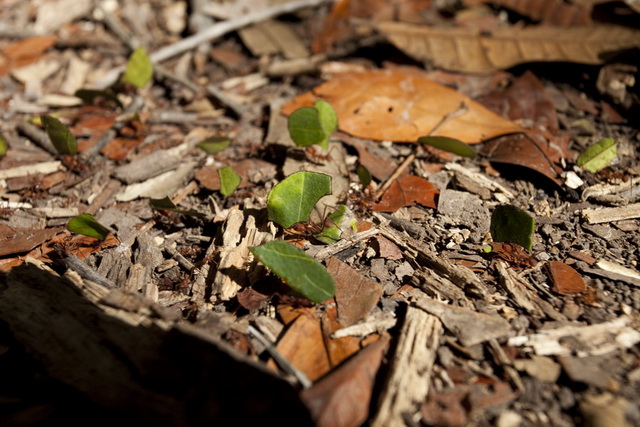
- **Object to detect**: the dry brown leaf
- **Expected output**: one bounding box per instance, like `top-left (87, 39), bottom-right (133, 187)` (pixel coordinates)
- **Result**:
top-left (274, 309), bottom-right (331, 382)
top-left (301, 336), bottom-right (389, 427)
top-left (372, 175), bottom-right (439, 212)
top-left (321, 307), bottom-right (361, 367)
top-left (0, 226), bottom-right (63, 257)
top-left (465, 0), bottom-right (593, 26)
top-left (0, 35), bottom-right (58, 76)
top-left (281, 68), bottom-right (521, 143)
top-left (483, 132), bottom-right (563, 185)
top-left (377, 22), bottom-right (640, 73)
top-left (326, 257), bottom-right (384, 326)
top-left (546, 260), bottom-right (587, 295)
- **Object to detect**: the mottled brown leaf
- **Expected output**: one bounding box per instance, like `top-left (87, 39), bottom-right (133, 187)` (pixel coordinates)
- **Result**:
top-left (372, 175), bottom-right (438, 212)
top-left (546, 261), bottom-right (587, 295)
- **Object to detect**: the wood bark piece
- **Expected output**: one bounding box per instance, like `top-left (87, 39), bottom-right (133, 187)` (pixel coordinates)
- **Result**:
top-left (0, 160), bottom-right (62, 179)
top-left (508, 315), bottom-right (640, 356)
top-left (0, 261), bottom-right (312, 425)
top-left (379, 223), bottom-right (489, 298)
top-left (378, 22), bottom-right (640, 73)
top-left (372, 305), bottom-right (442, 426)
top-left (407, 289), bottom-right (512, 347)
top-left (495, 261), bottom-right (565, 321)
top-left (580, 203), bottom-right (640, 224)
top-left (115, 161), bottom-right (197, 201)
top-left (410, 268), bottom-right (473, 309)
top-left (212, 208), bottom-right (275, 301)
top-left (239, 20), bottom-right (309, 58)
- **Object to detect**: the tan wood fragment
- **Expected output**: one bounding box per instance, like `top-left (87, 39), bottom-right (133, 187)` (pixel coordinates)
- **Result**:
top-left (379, 223), bottom-right (489, 298)
top-left (495, 261), bottom-right (565, 321)
top-left (239, 20), bottom-right (309, 59)
top-left (212, 209), bottom-right (275, 301)
top-left (372, 305), bottom-right (442, 427)
top-left (580, 203), bottom-right (640, 224)
top-left (410, 268), bottom-right (473, 309)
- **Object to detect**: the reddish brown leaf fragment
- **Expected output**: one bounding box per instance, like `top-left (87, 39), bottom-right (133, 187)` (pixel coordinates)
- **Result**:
top-left (501, 71), bottom-right (559, 132)
top-left (0, 35), bottom-right (58, 75)
top-left (372, 175), bottom-right (438, 213)
top-left (488, 242), bottom-right (537, 269)
top-left (326, 257), bottom-right (383, 326)
top-left (274, 309), bottom-right (331, 382)
top-left (321, 307), bottom-right (361, 367)
top-left (195, 158), bottom-right (276, 191)
top-left (546, 260), bottom-right (587, 295)
top-left (237, 287), bottom-right (270, 310)
top-left (300, 335), bottom-right (389, 427)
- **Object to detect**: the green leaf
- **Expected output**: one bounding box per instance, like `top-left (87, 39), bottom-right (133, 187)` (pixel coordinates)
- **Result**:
top-left (315, 99), bottom-right (337, 150)
top-left (66, 214), bottom-right (110, 239)
top-left (250, 240), bottom-right (335, 303)
top-left (149, 196), bottom-right (205, 218)
top-left (356, 164), bottom-right (372, 187)
top-left (197, 136), bottom-right (231, 154)
top-left (75, 89), bottom-right (123, 109)
top-left (218, 166), bottom-right (241, 197)
top-left (267, 171), bottom-right (332, 228)
top-left (315, 205), bottom-right (357, 244)
top-left (490, 205), bottom-right (535, 250)
top-left (0, 133), bottom-right (7, 156)
top-left (576, 138), bottom-right (617, 173)
top-left (121, 47), bottom-right (153, 88)
top-left (418, 136), bottom-right (476, 158)
top-left (288, 107), bottom-right (326, 147)
top-left (41, 115), bottom-right (78, 155)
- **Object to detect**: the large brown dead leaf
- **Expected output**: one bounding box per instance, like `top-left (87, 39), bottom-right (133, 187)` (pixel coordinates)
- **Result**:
top-left (0, 225), bottom-right (63, 257)
top-left (301, 335), bottom-right (389, 427)
top-left (281, 68), bottom-right (521, 143)
top-left (465, 0), bottom-right (593, 26)
top-left (372, 175), bottom-right (439, 212)
top-left (377, 22), bottom-right (640, 73)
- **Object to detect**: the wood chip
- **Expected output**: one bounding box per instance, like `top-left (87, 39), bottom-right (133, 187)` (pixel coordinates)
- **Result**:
top-left (580, 203), bottom-right (640, 224)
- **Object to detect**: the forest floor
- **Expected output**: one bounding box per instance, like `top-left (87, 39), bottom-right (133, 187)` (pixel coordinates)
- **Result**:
top-left (1, 1), bottom-right (640, 426)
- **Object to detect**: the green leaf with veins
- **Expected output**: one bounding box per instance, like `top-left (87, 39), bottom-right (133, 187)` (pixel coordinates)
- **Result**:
top-left (576, 138), bottom-right (617, 173)
top-left (267, 171), bottom-right (332, 228)
top-left (250, 240), bottom-right (335, 303)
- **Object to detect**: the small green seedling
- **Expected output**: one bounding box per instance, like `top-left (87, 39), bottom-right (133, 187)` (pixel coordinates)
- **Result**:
top-left (41, 115), bottom-right (78, 155)
top-left (490, 205), bottom-right (535, 250)
top-left (267, 171), bottom-right (332, 229)
top-left (149, 196), bottom-right (205, 218)
top-left (418, 136), bottom-right (476, 158)
top-left (66, 214), bottom-right (110, 239)
top-left (121, 47), bottom-right (153, 88)
top-left (218, 166), bottom-right (242, 197)
top-left (197, 136), bottom-right (231, 154)
top-left (287, 99), bottom-right (338, 151)
top-left (250, 240), bottom-right (335, 303)
top-left (576, 138), bottom-right (617, 173)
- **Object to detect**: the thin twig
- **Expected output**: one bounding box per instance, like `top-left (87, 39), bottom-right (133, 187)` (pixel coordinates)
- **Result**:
top-left (93, 0), bottom-right (335, 89)
top-left (374, 103), bottom-right (469, 200)
top-left (248, 325), bottom-right (312, 389)
top-left (59, 253), bottom-right (116, 289)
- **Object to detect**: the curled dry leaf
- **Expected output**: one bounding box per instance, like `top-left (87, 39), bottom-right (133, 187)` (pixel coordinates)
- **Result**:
top-left (282, 68), bottom-right (521, 143)
top-left (372, 175), bottom-right (438, 213)
top-left (546, 261), bottom-right (587, 295)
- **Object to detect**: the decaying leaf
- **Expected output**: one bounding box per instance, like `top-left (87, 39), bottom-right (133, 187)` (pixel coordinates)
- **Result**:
top-left (377, 22), bottom-right (640, 73)
top-left (301, 336), bottom-right (389, 427)
top-left (484, 132), bottom-right (563, 186)
top-left (282, 68), bottom-right (521, 143)
top-left (372, 175), bottom-right (439, 212)
top-left (468, 0), bottom-right (593, 26)
top-left (546, 261), bottom-right (587, 295)
top-left (0, 35), bottom-right (58, 75)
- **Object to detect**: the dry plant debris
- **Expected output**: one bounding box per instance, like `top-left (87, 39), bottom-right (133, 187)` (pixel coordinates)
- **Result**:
top-left (0, 1), bottom-right (639, 426)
